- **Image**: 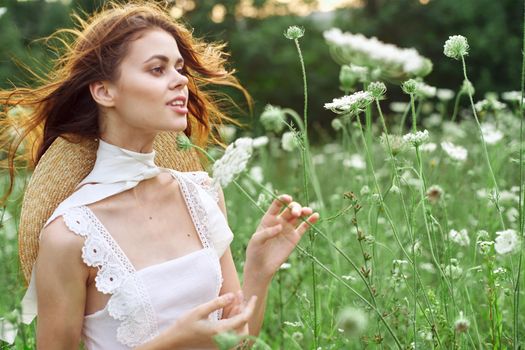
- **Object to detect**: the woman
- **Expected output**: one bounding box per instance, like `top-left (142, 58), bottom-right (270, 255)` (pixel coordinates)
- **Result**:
top-left (0, 1), bottom-right (319, 349)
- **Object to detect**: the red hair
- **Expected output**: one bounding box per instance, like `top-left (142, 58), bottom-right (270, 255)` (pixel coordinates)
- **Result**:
top-left (0, 1), bottom-right (250, 203)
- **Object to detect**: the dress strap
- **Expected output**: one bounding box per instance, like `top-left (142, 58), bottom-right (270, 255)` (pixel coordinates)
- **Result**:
top-left (169, 170), bottom-right (214, 250)
top-left (62, 206), bottom-right (159, 347)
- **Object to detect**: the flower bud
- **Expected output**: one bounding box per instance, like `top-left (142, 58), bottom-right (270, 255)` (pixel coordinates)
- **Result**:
top-left (402, 79), bottom-right (418, 95)
top-left (260, 104), bottom-right (286, 133)
top-left (367, 81), bottom-right (387, 100)
top-left (284, 25), bottom-right (304, 40)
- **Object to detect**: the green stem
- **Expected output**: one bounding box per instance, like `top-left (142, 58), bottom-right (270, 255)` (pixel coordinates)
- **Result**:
top-left (451, 91), bottom-right (464, 122)
top-left (460, 56), bottom-right (506, 230)
top-left (514, 1), bottom-right (525, 347)
top-left (292, 37), bottom-right (318, 348)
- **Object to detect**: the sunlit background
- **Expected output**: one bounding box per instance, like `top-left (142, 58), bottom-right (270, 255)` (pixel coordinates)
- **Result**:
top-left (0, 0), bottom-right (520, 134)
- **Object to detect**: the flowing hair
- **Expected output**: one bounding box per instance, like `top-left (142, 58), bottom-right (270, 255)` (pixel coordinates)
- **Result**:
top-left (0, 1), bottom-right (250, 203)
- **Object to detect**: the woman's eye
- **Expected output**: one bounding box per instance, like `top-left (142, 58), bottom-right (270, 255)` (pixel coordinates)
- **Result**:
top-left (176, 67), bottom-right (185, 75)
top-left (151, 66), bottom-right (164, 75)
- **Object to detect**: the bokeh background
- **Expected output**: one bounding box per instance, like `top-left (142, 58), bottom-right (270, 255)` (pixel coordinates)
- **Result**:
top-left (0, 0), bottom-right (521, 137)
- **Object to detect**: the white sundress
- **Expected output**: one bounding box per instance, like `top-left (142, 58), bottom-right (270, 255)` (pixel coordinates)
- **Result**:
top-left (58, 170), bottom-right (233, 349)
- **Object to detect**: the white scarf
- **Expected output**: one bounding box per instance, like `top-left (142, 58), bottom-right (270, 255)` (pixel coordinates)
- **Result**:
top-left (1, 139), bottom-right (166, 344)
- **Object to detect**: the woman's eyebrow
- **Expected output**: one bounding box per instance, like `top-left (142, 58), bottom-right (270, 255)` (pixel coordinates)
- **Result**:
top-left (143, 54), bottom-right (184, 65)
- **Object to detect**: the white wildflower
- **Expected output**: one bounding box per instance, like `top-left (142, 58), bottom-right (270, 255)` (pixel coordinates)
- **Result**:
top-left (436, 89), bottom-right (455, 101)
top-left (419, 262), bottom-right (436, 273)
top-left (323, 28), bottom-right (432, 77)
top-left (284, 26), bottom-right (304, 40)
top-left (441, 141), bottom-right (467, 161)
top-left (449, 229), bottom-right (470, 246)
top-left (474, 98), bottom-right (506, 112)
top-left (312, 154), bottom-right (326, 165)
top-left (343, 154), bottom-right (366, 169)
top-left (480, 123), bottom-right (504, 144)
top-left (281, 131), bottom-right (299, 152)
top-left (419, 142), bottom-right (437, 152)
top-left (502, 91), bottom-right (524, 103)
top-left (390, 101), bottom-right (408, 113)
top-left (444, 263), bottom-right (463, 280)
top-left (494, 229), bottom-right (519, 255)
top-left (403, 129), bottom-right (429, 147)
top-left (260, 104), bottom-right (285, 133)
top-left (506, 207), bottom-right (519, 223)
top-left (212, 137), bottom-right (253, 187)
top-left (252, 136), bottom-right (269, 148)
top-left (249, 166), bottom-right (264, 183)
top-left (423, 113), bottom-right (442, 128)
top-left (336, 307), bottom-right (368, 336)
top-left (454, 312), bottom-right (470, 333)
top-left (443, 35), bottom-right (469, 60)
top-left (324, 91), bottom-right (374, 115)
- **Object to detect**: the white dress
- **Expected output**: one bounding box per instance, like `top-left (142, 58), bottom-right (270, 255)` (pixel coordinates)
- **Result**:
top-left (59, 170), bottom-right (233, 349)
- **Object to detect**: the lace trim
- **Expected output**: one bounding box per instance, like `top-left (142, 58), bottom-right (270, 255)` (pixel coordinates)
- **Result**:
top-left (62, 206), bottom-right (159, 347)
top-left (171, 171), bottom-right (223, 320)
top-left (185, 171), bottom-right (220, 203)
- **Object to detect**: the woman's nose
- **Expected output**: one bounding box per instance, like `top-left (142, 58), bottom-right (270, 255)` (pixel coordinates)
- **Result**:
top-left (168, 69), bottom-right (189, 90)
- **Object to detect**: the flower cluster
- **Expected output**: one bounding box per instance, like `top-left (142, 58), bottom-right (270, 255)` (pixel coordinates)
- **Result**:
top-left (480, 123), bottom-right (504, 145)
top-left (324, 91), bottom-right (374, 115)
top-left (441, 141), bottom-right (467, 161)
top-left (323, 28), bottom-right (432, 79)
top-left (402, 129), bottom-right (429, 147)
top-left (212, 137), bottom-right (254, 187)
top-left (494, 229), bottom-right (519, 255)
top-left (367, 81), bottom-right (387, 100)
top-left (260, 104), bottom-right (286, 133)
top-left (443, 35), bottom-right (469, 60)
top-left (281, 131), bottom-right (299, 152)
top-left (402, 79), bottom-right (436, 98)
top-left (284, 25), bottom-right (305, 40)
top-left (474, 98), bottom-right (506, 113)
top-left (449, 229), bottom-right (470, 246)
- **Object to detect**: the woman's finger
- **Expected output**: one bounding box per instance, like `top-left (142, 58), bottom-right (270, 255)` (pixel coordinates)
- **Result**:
top-left (279, 201), bottom-right (302, 221)
top-left (265, 195), bottom-right (292, 216)
top-left (286, 206), bottom-right (314, 227)
top-left (252, 224), bottom-right (282, 244)
top-left (296, 213), bottom-right (320, 236)
top-left (216, 296), bottom-right (257, 332)
top-left (194, 293), bottom-right (235, 318)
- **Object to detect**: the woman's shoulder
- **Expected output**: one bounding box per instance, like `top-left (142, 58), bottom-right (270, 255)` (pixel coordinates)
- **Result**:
top-left (170, 170), bottom-right (220, 203)
top-left (39, 215), bottom-right (87, 264)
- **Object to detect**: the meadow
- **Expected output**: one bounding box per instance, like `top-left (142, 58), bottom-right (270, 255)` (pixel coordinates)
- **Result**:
top-left (1, 15), bottom-right (525, 350)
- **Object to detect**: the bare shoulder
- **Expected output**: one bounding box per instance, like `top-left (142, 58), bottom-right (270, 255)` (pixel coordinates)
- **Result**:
top-left (38, 216), bottom-right (86, 267)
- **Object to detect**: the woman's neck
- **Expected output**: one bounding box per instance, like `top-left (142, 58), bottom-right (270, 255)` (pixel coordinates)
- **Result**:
top-left (99, 132), bottom-right (156, 153)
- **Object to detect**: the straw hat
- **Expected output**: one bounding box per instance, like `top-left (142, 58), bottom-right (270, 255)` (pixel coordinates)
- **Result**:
top-left (18, 132), bottom-right (203, 283)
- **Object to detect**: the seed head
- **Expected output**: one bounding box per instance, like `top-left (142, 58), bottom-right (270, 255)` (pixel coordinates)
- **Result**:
top-left (260, 104), bottom-right (286, 133)
top-left (367, 81), bottom-right (387, 100)
top-left (444, 35), bottom-right (469, 60)
top-left (454, 312), bottom-right (470, 333)
top-left (337, 307), bottom-right (368, 337)
top-left (460, 80), bottom-right (475, 95)
top-left (402, 79), bottom-right (418, 95)
top-left (284, 26), bottom-right (305, 40)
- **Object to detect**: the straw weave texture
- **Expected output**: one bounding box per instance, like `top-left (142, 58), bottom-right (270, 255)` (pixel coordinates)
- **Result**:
top-left (18, 132), bottom-right (203, 283)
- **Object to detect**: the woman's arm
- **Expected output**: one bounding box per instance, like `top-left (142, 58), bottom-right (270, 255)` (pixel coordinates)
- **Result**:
top-left (35, 218), bottom-right (89, 350)
top-left (216, 189), bottom-right (318, 337)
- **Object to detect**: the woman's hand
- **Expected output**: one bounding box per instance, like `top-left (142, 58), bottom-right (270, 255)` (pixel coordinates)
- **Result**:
top-left (137, 293), bottom-right (257, 349)
top-left (245, 194), bottom-right (320, 281)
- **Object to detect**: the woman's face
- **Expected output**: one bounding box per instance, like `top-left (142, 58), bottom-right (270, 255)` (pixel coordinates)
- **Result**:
top-left (108, 29), bottom-right (189, 133)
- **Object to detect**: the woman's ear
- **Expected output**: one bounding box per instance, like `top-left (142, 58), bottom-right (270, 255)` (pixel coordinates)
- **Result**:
top-left (89, 81), bottom-right (116, 107)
